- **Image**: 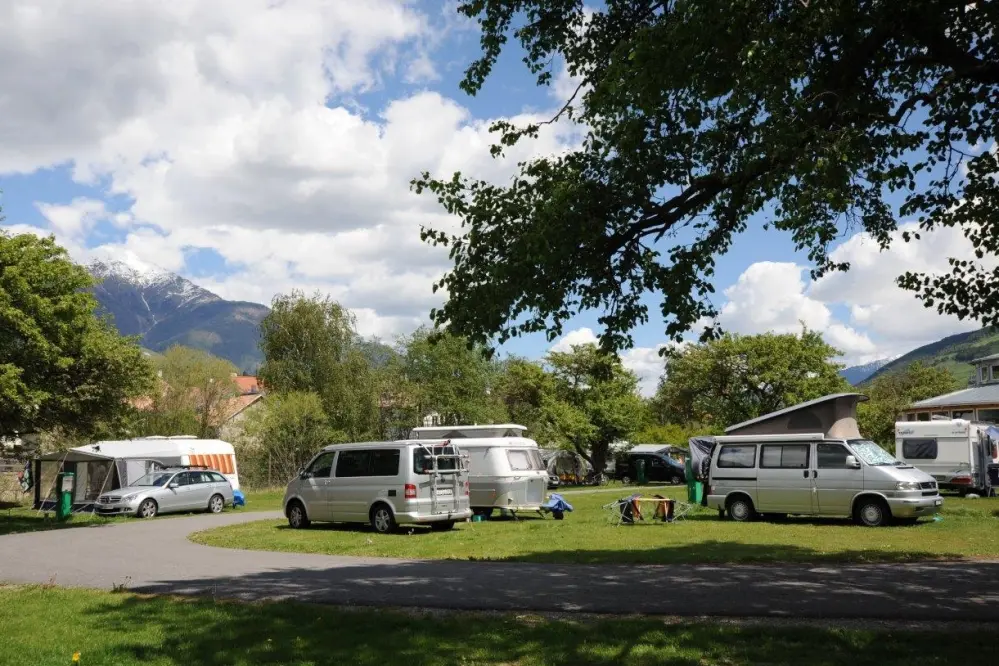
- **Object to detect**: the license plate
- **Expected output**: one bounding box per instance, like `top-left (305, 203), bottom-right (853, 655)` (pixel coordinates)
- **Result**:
top-left (934, 499), bottom-right (942, 506)
top-left (435, 488), bottom-right (453, 497)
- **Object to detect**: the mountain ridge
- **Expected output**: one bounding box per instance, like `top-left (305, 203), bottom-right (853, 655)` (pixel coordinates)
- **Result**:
top-left (89, 260), bottom-right (269, 371)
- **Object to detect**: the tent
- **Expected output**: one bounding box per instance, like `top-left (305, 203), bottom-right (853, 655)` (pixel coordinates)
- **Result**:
top-left (32, 449), bottom-right (163, 511)
top-left (540, 449), bottom-right (592, 485)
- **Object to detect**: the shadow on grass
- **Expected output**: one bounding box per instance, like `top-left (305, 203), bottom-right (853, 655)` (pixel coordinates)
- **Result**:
top-left (0, 507), bottom-right (115, 536)
top-left (79, 590), bottom-right (991, 666)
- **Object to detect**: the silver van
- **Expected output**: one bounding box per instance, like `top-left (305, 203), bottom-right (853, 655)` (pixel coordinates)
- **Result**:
top-left (283, 440), bottom-right (472, 533)
top-left (707, 433), bottom-right (943, 526)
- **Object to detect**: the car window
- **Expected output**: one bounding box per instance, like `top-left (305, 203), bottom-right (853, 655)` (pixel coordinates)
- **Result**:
top-left (507, 450), bottom-right (532, 471)
top-left (307, 452), bottom-right (336, 478)
top-left (369, 449), bottom-right (401, 476)
top-left (717, 445), bottom-right (756, 468)
top-left (760, 444), bottom-right (809, 469)
top-left (210, 472), bottom-right (228, 483)
top-left (817, 443), bottom-right (850, 468)
top-left (198, 471), bottom-right (217, 484)
top-left (335, 451), bottom-right (370, 478)
top-left (650, 457), bottom-right (664, 467)
top-left (413, 445), bottom-right (460, 474)
top-left (172, 472), bottom-right (191, 486)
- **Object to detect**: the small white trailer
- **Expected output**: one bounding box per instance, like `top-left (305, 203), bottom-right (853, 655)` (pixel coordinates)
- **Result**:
top-left (895, 419), bottom-right (998, 495)
top-left (410, 424), bottom-right (549, 516)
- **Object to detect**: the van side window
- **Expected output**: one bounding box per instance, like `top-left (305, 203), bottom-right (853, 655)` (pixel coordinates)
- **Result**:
top-left (901, 438), bottom-right (938, 460)
top-left (335, 451), bottom-right (370, 478)
top-left (760, 444), bottom-right (809, 469)
top-left (717, 445), bottom-right (756, 468)
top-left (307, 452), bottom-right (336, 477)
top-left (369, 449), bottom-right (401, 476)
top-left (817, 443), bottom-right (850, 468)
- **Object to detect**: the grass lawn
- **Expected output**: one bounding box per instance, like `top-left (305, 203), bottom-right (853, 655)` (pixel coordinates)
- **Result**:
top-left (190, 490), bottom-right (999, 565)
top-left (0, 585), bottom-right (990, 666)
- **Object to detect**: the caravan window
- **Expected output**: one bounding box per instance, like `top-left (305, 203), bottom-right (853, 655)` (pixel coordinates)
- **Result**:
top-left (717, 445), bottom-right (756, 469)
top-left (507, 450), bottom-right (533, 471)
top-left (902, 438), bottom-right (938, 460)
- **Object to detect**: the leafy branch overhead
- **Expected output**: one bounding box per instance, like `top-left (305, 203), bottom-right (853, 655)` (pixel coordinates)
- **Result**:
top-left (414, 0), bottom-right (999, 352)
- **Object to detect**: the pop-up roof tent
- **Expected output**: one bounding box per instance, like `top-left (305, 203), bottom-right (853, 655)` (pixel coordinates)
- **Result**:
top-left (688, 393), bottom-right (869, 480)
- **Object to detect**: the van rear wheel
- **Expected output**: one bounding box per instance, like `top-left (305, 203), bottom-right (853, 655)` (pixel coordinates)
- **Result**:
top-left (370, 504), bottom-right (397, 534)
top-left (726, 496), bottom-right (755, 522)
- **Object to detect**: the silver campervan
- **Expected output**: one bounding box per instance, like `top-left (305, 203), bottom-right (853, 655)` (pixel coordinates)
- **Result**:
top-left (707, 433), bottom-right (943, 526)
top-left (283, 440), bottom-right (472, 533)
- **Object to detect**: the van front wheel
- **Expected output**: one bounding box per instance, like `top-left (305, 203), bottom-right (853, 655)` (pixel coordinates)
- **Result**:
top-left (855, 498), bottom-right (889, 527)
top-left (370, 504), bottom-right (397, 534)
top-left (287, 501), bottom-right (310, 529)
top-left (727, 497), bottom-right (755, 522)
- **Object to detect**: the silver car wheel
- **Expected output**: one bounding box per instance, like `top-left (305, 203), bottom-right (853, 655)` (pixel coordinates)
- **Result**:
top-left (373, 507), bottom-right (392, 533)
top-left (860, 502), bottom-right (884, 527)
top-left (138, 499), bottom-right (157, 519)
top-left (209, 495), bottom-right (224, 514)
top-left (288, 504), bottom-right (305, 528)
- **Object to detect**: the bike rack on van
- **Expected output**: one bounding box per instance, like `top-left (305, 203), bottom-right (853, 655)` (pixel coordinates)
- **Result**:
top-left (416, 439), bottom-right (467, 516)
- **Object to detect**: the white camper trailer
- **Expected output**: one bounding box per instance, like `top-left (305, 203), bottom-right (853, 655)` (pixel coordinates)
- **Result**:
top-left (410, 424), bottom-right (549, 515)
top-left (895, 419), bottom-right (998, 494)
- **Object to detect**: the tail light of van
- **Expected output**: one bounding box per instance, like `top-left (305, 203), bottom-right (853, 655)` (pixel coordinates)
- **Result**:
top-left (404, 484), bottom-right (417, 500)
top-left (463, 481), bottom-right (469, 496)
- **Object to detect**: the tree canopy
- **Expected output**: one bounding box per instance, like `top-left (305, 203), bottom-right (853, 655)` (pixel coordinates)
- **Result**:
top-left (653, 329), bottom-right (850, 427)
top-left (415, 0), bottom-right (999, 352)
top-left (857, 362), bottom-right (958, 446)
top-left (0, 231), bottom-right (153, 438)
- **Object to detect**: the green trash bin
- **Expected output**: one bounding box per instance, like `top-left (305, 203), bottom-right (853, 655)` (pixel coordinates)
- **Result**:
top-left (55, 472), bottom-right (74, 522)
top-left (685, 458), bottom-right (696, 502)
top-left (636, 458), bottom-right (647, 485)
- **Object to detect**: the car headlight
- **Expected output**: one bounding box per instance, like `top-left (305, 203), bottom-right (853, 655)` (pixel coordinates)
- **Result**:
top-left (895, 481), bottom-right (920, 491)
top-left (120, 493), bottom-right (140, 502)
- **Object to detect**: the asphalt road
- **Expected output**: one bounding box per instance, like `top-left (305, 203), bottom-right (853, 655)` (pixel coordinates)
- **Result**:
top-left (2, 511), bottom-right (998, 620)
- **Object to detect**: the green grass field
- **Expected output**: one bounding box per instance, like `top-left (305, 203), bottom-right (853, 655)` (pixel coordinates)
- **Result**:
top-left (190, 489), bottom-right (999, 565)
top-left (0, 585), bottom-right (989, 666)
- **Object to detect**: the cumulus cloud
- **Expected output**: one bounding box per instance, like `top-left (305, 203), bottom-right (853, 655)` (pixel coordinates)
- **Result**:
top-left (0, 0), bottom-right (580, 338)
top-left (549, 327), bottom-right (667, 396)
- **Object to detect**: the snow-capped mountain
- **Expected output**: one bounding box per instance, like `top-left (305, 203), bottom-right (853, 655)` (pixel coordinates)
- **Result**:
top-left (89, 260), bottom-right (269, 371)
top-left (839, 356), bottom-right (899, 386)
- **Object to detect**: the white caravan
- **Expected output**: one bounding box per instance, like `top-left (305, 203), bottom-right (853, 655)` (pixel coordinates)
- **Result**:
top-left (895, 419), bottom-right (998, 494)
top-left (410, 424), bottom-right (549, 516)
top-left (74, 436), bottom-right (242, 490)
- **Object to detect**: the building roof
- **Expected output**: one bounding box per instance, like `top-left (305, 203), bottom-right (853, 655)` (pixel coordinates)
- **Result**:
top-left (910, 383), bottom-right (999, 409)
top-left (219, 393), bottom-right (264, 422)
top-left (233, 375), bottom-right (261, 394)
top-left (725, 393), bottom-right (868, 437)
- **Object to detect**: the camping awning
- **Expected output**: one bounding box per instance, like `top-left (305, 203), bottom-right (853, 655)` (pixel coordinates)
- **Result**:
top-left (35, 449), bottom-right (115, 463)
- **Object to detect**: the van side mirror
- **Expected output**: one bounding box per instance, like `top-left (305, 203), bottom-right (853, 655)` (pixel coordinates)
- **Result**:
top-left (845, 455), bottom-right (861, 469)
top-left (299, 470), bottom-right (312, 479)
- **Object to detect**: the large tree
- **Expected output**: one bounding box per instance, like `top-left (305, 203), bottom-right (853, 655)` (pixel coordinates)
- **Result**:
top-left (857, 362), bottom-right (958, 446)
top-left (258, 291), bottom-right (379, 439)
top-left (415, 1), bottom-right (999, 352)
top-left (654, 329), bottom-right (850, 427)
top-left (544, 343), bottom-right (646, 474)
top-left (1, 232), bottom-right (154, 438)
top-left (136, 345), bottom-right (241, 439)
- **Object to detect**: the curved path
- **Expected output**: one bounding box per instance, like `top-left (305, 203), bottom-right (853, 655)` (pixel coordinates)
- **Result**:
top-left (2, 511), bottom-right (998, 620)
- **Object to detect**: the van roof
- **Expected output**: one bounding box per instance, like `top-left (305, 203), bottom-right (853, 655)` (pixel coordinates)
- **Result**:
top-left (714, 433), bottom-right (828, 443)
top-left (411, 424), bottom-right (526, 431)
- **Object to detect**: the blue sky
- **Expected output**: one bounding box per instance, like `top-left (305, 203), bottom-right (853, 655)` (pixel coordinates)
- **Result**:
top-left (0, 1), bottom-right (988, 393)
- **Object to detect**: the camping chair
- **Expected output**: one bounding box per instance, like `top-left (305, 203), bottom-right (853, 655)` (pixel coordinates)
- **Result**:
top-left (648, 494), bottom-right (694, 523)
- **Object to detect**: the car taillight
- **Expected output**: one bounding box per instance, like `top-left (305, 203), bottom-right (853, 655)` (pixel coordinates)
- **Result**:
top-left (463, 480), bottom-right (469, 496)
top-left (404, 484), bottom-right (417, 499)
top-left (950, 476), bottom-right (973, 485)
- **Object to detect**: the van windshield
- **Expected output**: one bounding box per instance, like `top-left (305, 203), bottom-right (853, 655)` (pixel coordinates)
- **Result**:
top-left (413, 445), bottom-right (460, 474)
top-left (849, 440), bottom-right (903, 466)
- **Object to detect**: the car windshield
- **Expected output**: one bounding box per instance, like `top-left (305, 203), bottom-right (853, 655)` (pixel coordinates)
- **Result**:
top-left (849, 440), bottom-right (902, 466)
top-left (131, 472), bottom-right (174, 487)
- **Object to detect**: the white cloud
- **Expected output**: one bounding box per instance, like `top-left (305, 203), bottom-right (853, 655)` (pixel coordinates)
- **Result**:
top-left (549, 327), bottom-right (667, 396)
top-left (0, 1), bottom-right (580, 339)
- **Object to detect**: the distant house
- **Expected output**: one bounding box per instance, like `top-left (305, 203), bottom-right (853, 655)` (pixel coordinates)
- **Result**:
top-left (904, 354), bottom-right (999, 423)
top-left (130, 373), bottom-right (265, 438)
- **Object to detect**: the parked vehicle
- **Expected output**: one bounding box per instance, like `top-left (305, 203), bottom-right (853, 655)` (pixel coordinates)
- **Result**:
top-left (411, 424), bottom-right (549, 516)
top-left (895, 419), bottom-right (998, 495)
top-left (613, 452), bottom-right (686, 485)
top-left (283, 440), bottom-right (472, 533)
top-left (706, 433), bottom-right (943, 526)
top-left (33, 436), bottom-right (241, 511)
top-left (94, 467), bottom-right (234, 518)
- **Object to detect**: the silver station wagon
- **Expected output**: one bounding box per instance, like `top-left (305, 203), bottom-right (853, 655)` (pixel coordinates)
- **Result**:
top-left (95, 468), bottom-right (234, 518)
